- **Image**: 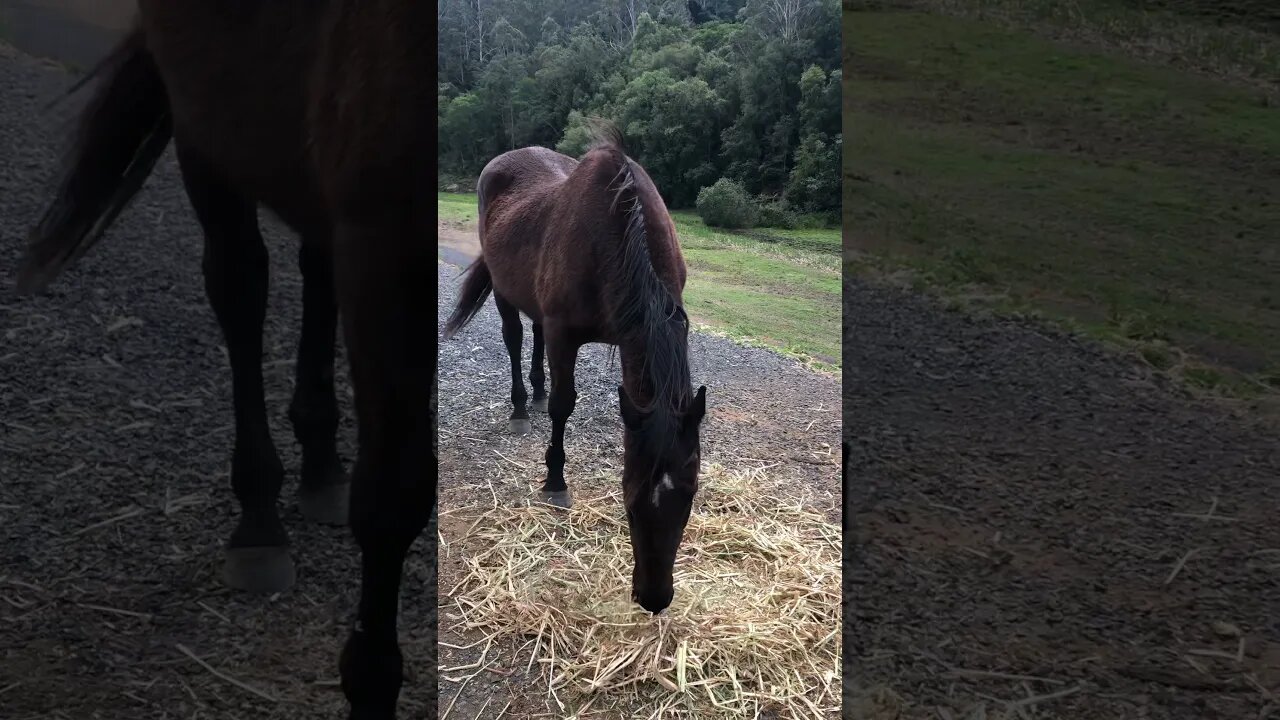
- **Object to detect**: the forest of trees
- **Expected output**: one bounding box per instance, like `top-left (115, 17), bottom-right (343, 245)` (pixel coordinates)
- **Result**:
top-left (438, 0), bottom-right (841, 221)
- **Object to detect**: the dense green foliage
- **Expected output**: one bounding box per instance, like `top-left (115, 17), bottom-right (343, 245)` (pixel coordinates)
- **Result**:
top-left (696, 178), bottom-right (758, 228)
top-left (438, 0), bottom-right (840, 214)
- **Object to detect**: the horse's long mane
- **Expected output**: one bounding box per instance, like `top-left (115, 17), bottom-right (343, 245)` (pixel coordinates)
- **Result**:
top-left (587, 120), bottom-right (691, 457)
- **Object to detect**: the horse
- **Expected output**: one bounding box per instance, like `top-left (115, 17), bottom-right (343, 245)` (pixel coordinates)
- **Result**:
top-left (443, 127), bottom-right (707, 614)
top-left (13, 3), bottom-right (433, 718)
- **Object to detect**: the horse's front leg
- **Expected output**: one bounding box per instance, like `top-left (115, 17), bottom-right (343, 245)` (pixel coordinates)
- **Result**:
top-left (540, 325), bottom-right (581, 509)
top-left (331, 222), bottom-right (435, 720)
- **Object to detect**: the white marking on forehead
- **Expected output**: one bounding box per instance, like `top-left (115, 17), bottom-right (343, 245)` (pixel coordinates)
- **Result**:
top-left (651, 474), bottom-right (674, 507)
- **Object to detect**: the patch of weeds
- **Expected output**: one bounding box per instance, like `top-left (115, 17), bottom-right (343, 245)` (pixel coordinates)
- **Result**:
top-left (1259, 368), bottom-right (1280, 389)
top-left (1138, 342), bottom-right (1178, 372)
top-left (936, 247), bottom-right (999, 285)
top-left (742, 228), bottom-right (842, 256)
top-left (1105, 304), bottom-right (1170, 343)
top-left (1184, 365), bottom-right (1231, 390)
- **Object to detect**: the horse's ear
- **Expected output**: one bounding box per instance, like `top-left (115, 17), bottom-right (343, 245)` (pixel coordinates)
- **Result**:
top-left (618, 385), bottom-right (644, 430)
top-left (687, 385), bottom-right (707, 427)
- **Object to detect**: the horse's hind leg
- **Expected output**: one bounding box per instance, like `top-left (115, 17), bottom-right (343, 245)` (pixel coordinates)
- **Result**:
top-left (494, 294), bottom-right (531, 434)
top-left (529, 322), bottom-right (548, 412)
top-left (331, 221), bottom-right (434, 720)
top-left (540, 325), bottom-right (580, 509)
top-left (288, 239), bottom-right (350, 525)
top-left (177, 146), bottom-right (292, 592)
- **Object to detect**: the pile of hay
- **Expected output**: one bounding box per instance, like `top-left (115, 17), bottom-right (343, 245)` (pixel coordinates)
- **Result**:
top-left (443, 464), bottom-right (841, 718)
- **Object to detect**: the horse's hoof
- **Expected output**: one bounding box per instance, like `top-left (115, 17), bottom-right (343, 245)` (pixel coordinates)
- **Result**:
top-left (538, 489), bottom-right (573, 509)
top-left (509, 418), bottom-right (532, 435)
top-left (223, 546), bottom-right (296, 593)
top-left (530, 396), bottom-right (548, 413)
top-left (299, 481), bottom-right (350, 526)
top-left (348, 706), bottom-right (397, 720)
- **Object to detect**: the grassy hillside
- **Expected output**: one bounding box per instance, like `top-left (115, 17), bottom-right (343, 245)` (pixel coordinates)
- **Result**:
top-left (845, 5), bottom-right (1280, 398)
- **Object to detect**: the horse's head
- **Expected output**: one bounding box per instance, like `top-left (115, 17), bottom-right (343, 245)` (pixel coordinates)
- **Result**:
top-left (618, 384), bottom-right (707, 613)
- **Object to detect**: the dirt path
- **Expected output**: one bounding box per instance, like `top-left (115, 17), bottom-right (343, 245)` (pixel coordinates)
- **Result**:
top-left (437, 221), bottom-right (478, 265)
top-left (844, 276), bottom-right (1280, 719)
top-left (436, 252), bottom-right (840, 716)
top-left (0, 44), bottom-right (434, 719)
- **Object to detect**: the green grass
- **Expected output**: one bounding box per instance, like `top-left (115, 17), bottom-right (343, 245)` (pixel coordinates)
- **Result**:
top-left (846, 9), bottom-right (1280, 398)
top-left (438, 192), bottom-right (479, 224)
top-left (438, 193), bottom-right (841, 369)
top-left (872, 0), bottom-right (1280, 83)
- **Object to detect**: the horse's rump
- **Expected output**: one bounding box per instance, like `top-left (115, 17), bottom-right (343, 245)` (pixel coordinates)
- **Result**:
top-left (468, 147), bottom-right (579, 324)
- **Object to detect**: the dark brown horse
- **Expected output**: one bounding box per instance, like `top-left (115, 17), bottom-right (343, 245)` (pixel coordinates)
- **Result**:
top-left (444, 128), bottom-right (707, 614)
top-left (14, 3), bottom-right (432, 718)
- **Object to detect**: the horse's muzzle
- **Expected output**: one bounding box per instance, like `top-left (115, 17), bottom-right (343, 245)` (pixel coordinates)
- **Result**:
top-left (633, 586), bottom-right (674, 614)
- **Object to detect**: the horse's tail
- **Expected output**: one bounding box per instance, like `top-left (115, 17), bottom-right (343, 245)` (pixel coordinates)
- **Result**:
top-left (593, 124), bottom-right (690, 450)
top-left (443, 256), bottom-right (493, 339)
top-left (15, 26), bottom-right (172, 295)
top-left (443, 172), bottom-right (498, 339)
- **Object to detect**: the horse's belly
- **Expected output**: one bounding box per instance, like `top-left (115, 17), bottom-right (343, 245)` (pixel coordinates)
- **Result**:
top-left (483, 257), bottom-right (543, 322)
top-left (139, 2), bottom-right (325, 229)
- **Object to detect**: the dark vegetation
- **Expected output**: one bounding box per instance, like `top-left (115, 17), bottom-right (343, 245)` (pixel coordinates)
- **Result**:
top-left (437, 0), bottom-right (841, 227)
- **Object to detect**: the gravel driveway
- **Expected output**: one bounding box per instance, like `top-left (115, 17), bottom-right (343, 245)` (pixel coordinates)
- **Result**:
top-left (845, 275), bottom-right (1280, 719)
top-left (0, 43), bottom-right (434, 720)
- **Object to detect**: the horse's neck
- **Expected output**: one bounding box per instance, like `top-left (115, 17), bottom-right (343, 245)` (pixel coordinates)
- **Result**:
top-left (618, 339), bottom-right (689, 406)
top-left (618, 342), bottom-right (657, 405)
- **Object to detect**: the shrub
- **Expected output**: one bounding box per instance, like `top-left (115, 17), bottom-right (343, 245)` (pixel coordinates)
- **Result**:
top-left (696, 178), bottom-right (758, 229)
top-left (756, 198), bottom-right (798, 229)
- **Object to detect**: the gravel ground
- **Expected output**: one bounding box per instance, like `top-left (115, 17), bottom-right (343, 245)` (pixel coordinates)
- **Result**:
top-left (0, 43), bottom-right (434, 719)
top-left (844, 276), bottom-right (1280, 719)
top-left (436, 258), bottom-right (841, 717)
